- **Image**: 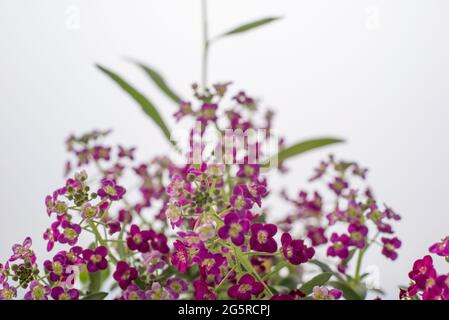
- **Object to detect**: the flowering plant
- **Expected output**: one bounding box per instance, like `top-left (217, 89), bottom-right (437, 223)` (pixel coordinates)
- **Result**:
top-left (0, 1), bottom-right (446, 301)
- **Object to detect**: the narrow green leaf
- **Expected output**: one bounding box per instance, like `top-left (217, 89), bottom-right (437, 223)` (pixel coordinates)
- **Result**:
top-left (329, 281), bottom-right (363, 300)
top-left (276, 138), bottom-right (344, 163)
top-left (299, 272), bottom-right (332, 295)
top-left (81, 292), bottom-right (108, 300)
top-left (216, 16), bottom-right (282, 39)
top-left (309, 259), bottom-right (344, 282)
top-left (96, 64), bottom-right (174, 145)
top-left (88, 271), bottom-right (102, 293)
top-left (133, 61), bottom-right (181, 104)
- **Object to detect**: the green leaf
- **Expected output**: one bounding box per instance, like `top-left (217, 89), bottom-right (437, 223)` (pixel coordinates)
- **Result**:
top-left (309, 259), bottom-right (344, 282)
top-left (329, 281), bottom-right (363, 300)
top-left (299, 272), bottom-right (332, 296)
top-left (81, 292), bottom-right (108, 300)
top-left (275, 138), bottom-right (344, 163)
top-left (133, 61), bottom-right (181, 104)
top-left (216, 16), bottom-right (282, 39)
top-left (96, 64), bottom-right (174, 146)
top-left (88, 271), bottom-right (102, 293)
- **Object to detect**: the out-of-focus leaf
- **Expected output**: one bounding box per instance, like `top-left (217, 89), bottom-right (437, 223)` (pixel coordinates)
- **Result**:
top-left (275, 138), bottom-right (344, 164)
top-left (81, 292), bottom-right (108, 300)
top-left (96, 64), bottom-right (174, 146)
top-left (309, 259), bottom-right (344, 282)
top-left (216, 16), bottom-right (282, 39)
top-left (133, 61), bottom-right (181, 104)
top-left (299, 272), bottom-right (332, 296)
top-left (329, 281), bottom-right (363, 300)
top-left (88, 271), bottom-right (102, 293)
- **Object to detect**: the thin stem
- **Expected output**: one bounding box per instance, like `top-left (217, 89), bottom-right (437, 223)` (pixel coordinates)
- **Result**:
top-left (201, 0), bottom-right (209, 89)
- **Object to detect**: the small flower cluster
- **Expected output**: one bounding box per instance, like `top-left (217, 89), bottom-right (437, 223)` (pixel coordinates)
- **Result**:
top-left (401, 236), bottom-right (449, 300)
top-left (0, 85), bottom-right (409, 300)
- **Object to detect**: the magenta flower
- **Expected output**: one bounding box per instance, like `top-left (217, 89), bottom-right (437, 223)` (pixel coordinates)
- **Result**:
top-left (126, 224), bottom-right (151, 253)
top-left (327, 233), bottom-right (351, 259)
top-left (148, 230), bottom-right (170, 254)
top-left (196, 247), bottom-right (226, 277)
top-left (193, 280), bottom-right (216, 300)
top-left (218, 212), bottom-right (250, 246)
top-left (44, 253), bottom-right (72, 282)
top-left (58, 220), bottom-right (81, 246)
top-left (228, 274), bottom-right (264, 300)
top-left (113, 261), bottom-right (138, 290)
top-left (9, 237), bottom-right (36, 263)
top-left (97, 178), bottom-right (126, 201)
top-left (408, 255), bottom-right (435, 281)
top-left (145, 282), bottom-right (170, 300)
top-left (198, 103), bottom-right (218, 124)
top-left (281, 233), bottom-right (315, 265)
top-left (171, 240), bottom-right (192, 273)
top-left (381, 237), bottom-right (401, 261)
top-left (24, 281), bottom-right (50, 300)
top-left (92, 145), bottom-right (111, 161)
top-left (166, 277), bottom-right (188, 299)
top-left (80, 203), bottom-right (99, 220)
top-left (429, 236), bottom-right (449, 258)
top-left (306, 226), bottom-right (328, 247)
top-left (43, 221), bottom-right (61, 252)
top-left (51, 286), bottom-right (79, 300)
top-left (83, 246), bottom-right (108, 272)
top-left (348, 223), bottom-right (368, 249)
top-left (118, 145), bottom-right (136, 160)
top-left (230, 184), bottom-right (253, 213)
top-left (0, 263), bottom-right (8, 285)
top-left (174, 101), bottom-right (193, 121)
top-left (328, 177), bottom-right (348, 196)
top-left (249, 223), bottom-right (278, 253)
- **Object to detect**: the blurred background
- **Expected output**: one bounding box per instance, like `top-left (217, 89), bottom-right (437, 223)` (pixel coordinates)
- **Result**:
top-left (1, 0), bottom-right (448, 299)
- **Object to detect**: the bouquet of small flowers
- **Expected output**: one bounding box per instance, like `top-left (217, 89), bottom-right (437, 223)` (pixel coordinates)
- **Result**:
top-left (0, 1), bottom-right (447, 301)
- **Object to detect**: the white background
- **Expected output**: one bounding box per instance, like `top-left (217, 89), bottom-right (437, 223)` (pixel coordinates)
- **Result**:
top-left (1, 0), bottom-right (449, 299)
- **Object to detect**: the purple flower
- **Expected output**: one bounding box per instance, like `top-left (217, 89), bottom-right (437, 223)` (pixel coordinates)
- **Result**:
top-left (113, 261), bottom-right (138, 290)
top-left (249, 223), bottom-right (278, 253)
top-left (143, 251), bottom-right (166, 273)
top-left (193, 280), bottom-right (216, 300)
top-left (50, 286), bottom-right (79, 300)
top-left (126, 224), bottom-right (151, 253)
top-left (328, 177), bottom-right (348, 196)
top-left (429, 236), bottom-right (449, 258)
top-left (80, 203), bottom-right (99, 220)
top-left (0, 283), bottom-right (17, 300)
top-left (218, 212), bottom-right (250, 246)
top-left (281, 233), bottom-right (315, 265)
top-left (348, 223), bottom-right (368, 249)
top-left (171, 240), bottom-right (192, 273)
top-left (166, 277), bottom-right (188, 299)
top-left (198, 103), bottom-right (218, 124)
top-left (196, 247), bottom-right (226, 277)
top-left (306, 226), bottom-right (328, 247)
top-left (122, 284), bottom-right (145, 300)
top-left (228, 274), bottom-right (264, 300)
top-left (44, 253), bottom-right (72, 282)
top-left (381, 237), bottom-right (401, 261)
top-left (174, 101), bottom-right (193, 121)
top-left (230, 184), bottom-right (253, 213)
top-left (145, 282), bottom-right (169, 300)
top-left (327, 233), bottom-right (351, 259)
top-left (0, 263), bottom-right (8, 285)
top-left (312, 286), bottom-right (342, 300)
top-left (58, 219), bottom-right (81, 246)
top-left (24, 281), bottom-right (50, 300)
top-left (83, 246), bottom-right (108, 272)
top-left (92, 145), bottom-right (111, 161)
top-left (97, 178), bottom-right (126, 201)
top-left (43, 221), bottom-right (61, 252)
top-left (118, 145), bottom-right (136, 160)
top-left (9, 237), bottom-right (36, 263)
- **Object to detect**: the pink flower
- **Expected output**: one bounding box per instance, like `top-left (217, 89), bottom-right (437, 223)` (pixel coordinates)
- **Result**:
top-left (113, 261), bottom-right (138, 290)
top-left (348, 223), bottom-right (368, 249)
top-left (429, 236), bottom-right (449, 258)
top-left (327, 233), bottom-right (351, 259)
top-left (9, 237), bottom-right (36, 264)
top-left (97, 178), bottom-right (126, 201)
top-left (82, 246), bottom-right (108, 272)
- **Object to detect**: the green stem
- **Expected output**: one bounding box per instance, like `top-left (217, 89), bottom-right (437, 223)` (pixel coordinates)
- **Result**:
top-left (201, 0), bottom-right (209, 89)
top-left (354, 248), bottom-right (365, 284)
